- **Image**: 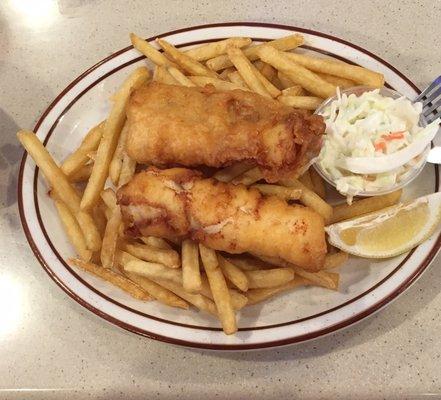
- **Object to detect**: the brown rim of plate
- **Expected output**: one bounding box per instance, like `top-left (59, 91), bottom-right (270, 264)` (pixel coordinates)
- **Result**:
top-left (17, 22), bottom-right (441, 350)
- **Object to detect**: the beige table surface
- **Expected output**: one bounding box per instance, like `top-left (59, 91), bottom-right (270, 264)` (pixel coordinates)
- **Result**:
top-left (1, 1), bottom-right (441, 399)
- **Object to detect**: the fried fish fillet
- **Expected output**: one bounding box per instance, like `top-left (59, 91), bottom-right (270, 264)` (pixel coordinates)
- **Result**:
top-left (117, 168), bottom-right (327, 271)
top-left (125, 83), bottom-right (325, 182)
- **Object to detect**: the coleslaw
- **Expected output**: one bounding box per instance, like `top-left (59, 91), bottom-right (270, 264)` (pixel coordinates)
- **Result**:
top-left (316, 88), bottom-right (440, 198)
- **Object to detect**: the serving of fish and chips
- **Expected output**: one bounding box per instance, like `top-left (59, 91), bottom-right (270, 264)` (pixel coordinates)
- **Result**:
top-left (18, 25), bottom-right (441, 341)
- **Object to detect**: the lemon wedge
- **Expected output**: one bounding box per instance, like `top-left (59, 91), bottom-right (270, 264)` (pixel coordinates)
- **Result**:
top-left (325, 192), bottom-right (441, 258)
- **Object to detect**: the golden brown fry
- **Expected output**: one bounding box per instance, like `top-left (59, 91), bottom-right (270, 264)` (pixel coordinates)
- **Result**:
top-left (118, 153), bottom-right (137, 187)
top-left (251, 184), bottom-right (302, 201)
top-left (100, 206), bottom-right (121, 269)
top-left (100, 188), bottom-right (117, 210)
top-left (81, 67), bottom-right (150, 211)
top-left (185, 37), bottom-right (252, 61)
top-left (52, 197), bottom-right (91, 261)
top-left (316, 72), bottom-right (355, 89)
top-left (309, 168), bottom-right (326, 199)
top-left (256, 255), bottom-right (339, 290)
top-left (277, 71), bottom-right (296, 89)
top-left (167, 66), bottom-right (196, 87)
top-left (254, 60), bottom-right (277, 82)
top-left (109, 123), bottom-right (129, 185)
top-left (258, 46), bottom-right (337, 98)
top-left (324, 251), bottom-right (349, 270)
top-left (200, 276), bottom-right (247, 311)
top-left (281, 85), bottom-right (304, 97)
top-left (130, 33), bottom-right (177, 68)
top-left (17, 130), bottom-right (101, 251)
top-left (246, 277), bottom-right (311, 305)
top-left (153, 65), bottom-right (179, 84)
top-left (123, 242), bottom-right (180, 268)
top-left (284, 52), bottom-right (384, 88)
top-left (219, 67), bottom-right (236, 80)
top-left (330, 190), bottom-right (402, 224)
top-left (232, 166), bottom-right (263, 185)
top-left (226, 46), bottom-right (271, 98)
top-left (189, 75), bottom-right (249, 91)
top-left (244, 268), bottom-right (294, 289)
top-left (227, 71), bottom-right (249, 88)
top-left (206, 34), bottom-right (304, 71)
top-left (69, 258), bottom-right (150, 300)
top-left (61, 122), bottom-right (104, 176)
top-left (217, 254), bottom-right (249, 292)
top-left (156, 278), bottom-right (217, 315)
top-left (182, 239), bottom-right (202, 293)
top-left (92, 201), bottom-right (108, 238)
top-left (156, 38), bottom-right (218, 78)
top-left (124, 259), bottom-right (182, 283)
top-left (140, 236), bottom-right (172, 249)
top-left (199, 244), bottom-right (236, 334)
top-left (278, 95), bottom-right (323, 110)
top-left (279, 178), bottom-right (333, 224)
top-left (124, 271), bottom-right (188, 308)
top-left (212, 161), bottom-right (254, 182)
top-left (68, 163), bottom-right (93, 183)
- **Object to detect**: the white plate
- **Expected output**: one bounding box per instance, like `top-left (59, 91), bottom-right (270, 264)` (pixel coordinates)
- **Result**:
top-left (18, 23), bottom-right (441, 350)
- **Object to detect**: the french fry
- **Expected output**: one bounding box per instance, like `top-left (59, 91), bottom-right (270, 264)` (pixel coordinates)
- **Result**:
top-left (130, 33), bottom-right (177, 68)
top-left (100, 188), bottom-right (117, 210)
top-left (124, 271), bottom-right (188, 308)
top-left (118, 153), bottom-right (136, 187)
top-left (92, 200), bottom-right (108, 238)
top-left (156, 38), bottom-right (218, 78)
top-left (330, 190), bottom-right (402, 224)
top-left (200, 277), bottom-right (247, 310)
top-left (279, 178), bottom-right (333, 223)
top-left (277, 71), bottom-right (296, 89)
top-left (258, 46), bottom-right (337, 98)
top-left (52, 197), bottom-right (91, 261)
top-left (309, 168), bottom-right (326, 199)
top-left (153, 65), bottom-right (179, 84)
top-left (156, 279), bottom-right (218, 315)
top-left (69, 258), bottom-right (150, 300)
top-left (278, 95), bottom-right (323, 110)
top-left (109, 123), bottom-right (129, 185)
top-left (182, 239), bottom-right (202, 293)
top-left (284, 52), bottom-right (385, 88)
top-left (254, 60), bottom-right (277, 82)
top-left (217, 254), bottom-right (249, 292)
top-left (189, 76), bottom-right (249, 92)
top-left (298, 170), bottom-right (314, 191)
top-left (167, 66), bottom-right (196, 87)
top-left (185, 37), bottom-right (252, 61)
top-left (199, 244), bottom-right (236, 334)
top-left (100, 206), bottom-right (121, 269)
top-left (226, 46), bottom-right (271, 98)
top-left (86, 151), bottom-right (97, 161)
top-left (256, 255), bottom-right (339, 290)
top-left (61, 122), bottom-right (104, 176)
top-left (124, 259), bottom-right (182, 283)
top-left (206, 34), bottom-right (304, 71)
top-left (281, 85), bottom-right (304, 97)
top-left (17, 131), bottom-right (101, 251)
top-left (324, 251), bottom-right (349, 270)
top-left (232, 166), bottom-right (263, 185)
top-left (246, 277), bottom-right (311, 305)
top-left (141, 236), bottom-right (172, 250)
top-left (123, 242), bottom-right (180, 268)
top-left (219, 67), bottom-right (236, 80)
top-left (227, 257), bottom-right (264, 271)
top-left (68, 163), bottom-right (93, 183)
top-left (251, 184), bottom-right (302, 201)
top-left (228, 71), bottom-right (249, 88)
top-left (316, 72), bottom-right (355, 89)
top-left (244, 268), bottom-right (294, 289)
top-left (81, 67), bottom-right (150, 211)
top-left (213, 161), bottom-right (254, 182)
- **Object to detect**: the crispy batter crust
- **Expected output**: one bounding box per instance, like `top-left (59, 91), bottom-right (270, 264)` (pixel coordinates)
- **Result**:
top-left (126, 83), bottom-right (324, 182)
top-left (117, 168), bottom-right (327, 271)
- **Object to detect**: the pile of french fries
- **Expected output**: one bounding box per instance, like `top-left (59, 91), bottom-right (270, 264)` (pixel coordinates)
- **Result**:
top-left (17, 33), bottom-right (400, 335)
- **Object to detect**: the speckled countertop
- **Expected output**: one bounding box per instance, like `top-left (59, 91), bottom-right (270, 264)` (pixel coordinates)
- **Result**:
top-left (1, 1), bottom-right (441, 398)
